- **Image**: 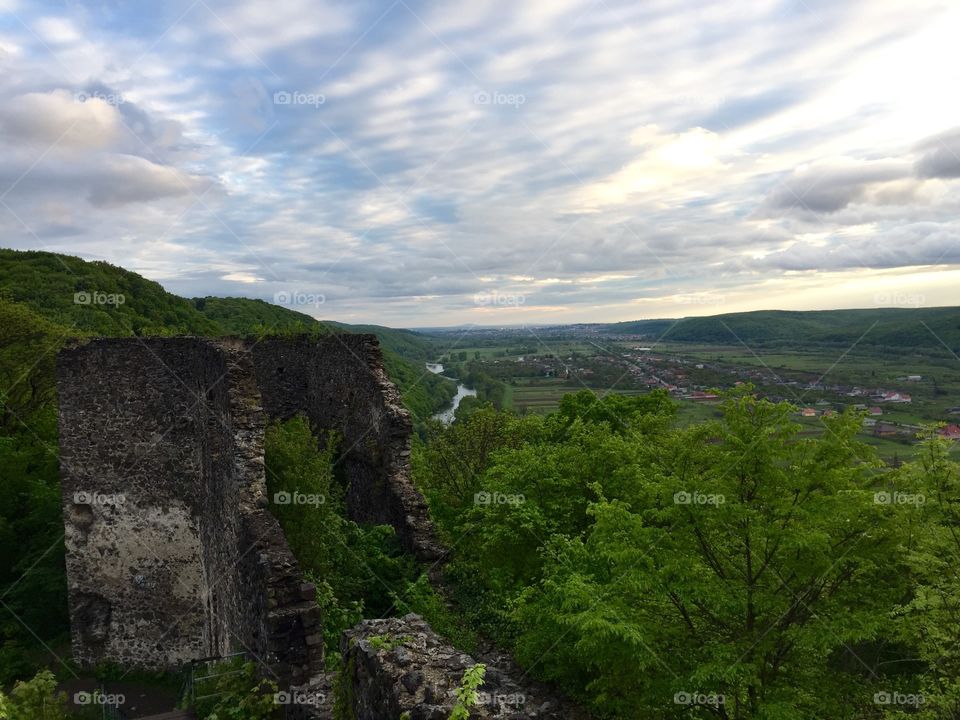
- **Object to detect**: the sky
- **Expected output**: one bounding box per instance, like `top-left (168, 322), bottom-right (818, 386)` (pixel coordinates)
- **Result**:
top-left (1, 0), bottom-right (959, 327)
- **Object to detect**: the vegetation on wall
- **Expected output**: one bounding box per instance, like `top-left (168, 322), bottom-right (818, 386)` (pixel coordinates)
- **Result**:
top-left (263, 416), bottom-right (472, 665)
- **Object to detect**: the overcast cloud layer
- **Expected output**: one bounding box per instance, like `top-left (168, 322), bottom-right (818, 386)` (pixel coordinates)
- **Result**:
top-left (1, 0), bottom-right (959, 325)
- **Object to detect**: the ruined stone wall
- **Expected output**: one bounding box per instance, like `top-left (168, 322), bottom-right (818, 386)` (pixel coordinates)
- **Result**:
top-left (57, 338), bottom-right (326, 683)
top-left (212, 340), bottom-right (325, 684)
top-left (338, 615), bottom-right (588, 719)
top-left (250, 334), bottom-right (443, 561)
top-left (58, 335), bottom-right (584, 717)
top-left (57, 338), bottom-right (230, 667)
top-left (57, 333), bottom-right (438, 681)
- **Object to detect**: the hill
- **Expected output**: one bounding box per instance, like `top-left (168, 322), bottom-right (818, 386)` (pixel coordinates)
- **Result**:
top-left (325, 321), bottom-right (438, 361)
top-left (0, 249), bottom-right (222, 336)
top-left (604, 307), bottom-right (960, 352)
top-left (0, 249), bottom-right (455, 420)
top-left (193, 296), bottom-right (331, 335)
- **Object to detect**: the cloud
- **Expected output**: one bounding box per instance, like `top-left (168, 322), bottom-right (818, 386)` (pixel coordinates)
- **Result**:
top-left (762, 160), bottom-right (912, 214)
top-left (0, 89), bottom-right (121, 148)
top-left (0, 0), bottom-right (958, 325)
top-left (33, 17), bottom-right (82, 45)
top-left (577, 126), bottom-right (734, 208)
top-left (915, 127), bottom-right (960, 179)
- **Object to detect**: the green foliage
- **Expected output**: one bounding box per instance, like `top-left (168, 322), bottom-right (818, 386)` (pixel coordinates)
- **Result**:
top-left (367, 634), bottom-right (412, 652)
top-left (331, 655), bottom-right (356, 720)
top-left (390, 575), bottom-right (478, 654)
top-left (0, 669), bottom-right (70, 720)
top-left (325, 322), bottom-right (438, 361)
top-left (0, 248), bottom-right (221, 336)
top-left (264, 417), bottom-right (427, 663)
top-left (891, 432), bottom-right (960, 717)
top-left (191, 659), bottom-right (278, 720)
top-left (194, 296), bottom-right (332, 336)
top-left (449, 663), bottom-right (486, 720)
top-left (0, 300), bottom-right (70, 684)
top-left (414, 389), bottom-right (946, 718)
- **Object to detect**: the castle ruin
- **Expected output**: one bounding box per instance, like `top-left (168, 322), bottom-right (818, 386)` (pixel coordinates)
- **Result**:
top-left (56, 334), bottom-right (439, 685)
top-left (57, 334), bottom-right (583, 718)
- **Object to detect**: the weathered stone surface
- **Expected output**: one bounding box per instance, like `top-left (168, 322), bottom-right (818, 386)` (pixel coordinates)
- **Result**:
top-left (249, 334), bottom-right (444, 561)
top-left (339, 615), bottom-right (588, 719)
top-left (57, 334), bottom-right (439, 682)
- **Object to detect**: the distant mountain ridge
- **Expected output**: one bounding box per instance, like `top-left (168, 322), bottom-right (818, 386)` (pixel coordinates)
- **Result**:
top-left (601, 307), bottom-right (960, 352)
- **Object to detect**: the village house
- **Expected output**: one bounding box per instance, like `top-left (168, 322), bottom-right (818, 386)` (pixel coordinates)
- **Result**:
top-left (940, 424), bottom-right (960, 441)
top-left (880, 391), bottom-right (912, 403)
top-left (874, 422), bottom-right (900, 438)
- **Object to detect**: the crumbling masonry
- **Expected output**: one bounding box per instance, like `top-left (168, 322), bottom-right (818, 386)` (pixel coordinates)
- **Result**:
top-left (58, 334), bottom-right (585, 718)
top-left (57, 334), bottom-right (441, 685)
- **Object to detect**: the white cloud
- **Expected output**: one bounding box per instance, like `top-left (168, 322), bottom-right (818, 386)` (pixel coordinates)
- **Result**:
top-left (577, 126), bottom-right (734, 208)
top-left (0, 89), bottom-right (121, 148)
top-left (33, 16), bottom-right (82, 45)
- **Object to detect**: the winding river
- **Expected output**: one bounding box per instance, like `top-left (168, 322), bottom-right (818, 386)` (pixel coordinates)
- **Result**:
top-left (426, 362), bottom-right (477, 424)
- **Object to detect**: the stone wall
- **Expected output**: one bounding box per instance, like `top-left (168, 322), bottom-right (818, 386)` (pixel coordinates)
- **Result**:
top-left (214, 340), bottom-right (325, 685)
top-left (57, 334), bottom-right (438, 681)
top-left (58, 334), bottom-right (585, 718)
top-left (249, 334), bottom-right (443, 561)
top-left (58, 338), bottom-right (228, 667)
top-left (339, 615), bottom-right (588, 720)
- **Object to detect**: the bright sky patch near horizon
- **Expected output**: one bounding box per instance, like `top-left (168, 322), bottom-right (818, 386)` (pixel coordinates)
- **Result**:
top-left (1, 0), bottom-right (958, 326)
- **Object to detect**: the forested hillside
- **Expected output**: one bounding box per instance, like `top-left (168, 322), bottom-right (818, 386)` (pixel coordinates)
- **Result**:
top-left (606, 307), bottom-right (960, 351)
top-left (0, 249), bottom-right (454, 421)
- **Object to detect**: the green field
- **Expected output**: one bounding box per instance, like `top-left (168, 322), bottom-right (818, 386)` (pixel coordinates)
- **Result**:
top-left (509, 381), bottom-right (647, 414)
top-left (432, 330), bottom-right (960, 463)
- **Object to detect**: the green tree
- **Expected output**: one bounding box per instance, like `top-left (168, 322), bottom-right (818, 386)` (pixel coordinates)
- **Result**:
top-left (894, 431), bottom-right (960, 717)
top-left (513, 392), bottom-right (913, 718)
top-left (0, 669), bottom-right (70, 720)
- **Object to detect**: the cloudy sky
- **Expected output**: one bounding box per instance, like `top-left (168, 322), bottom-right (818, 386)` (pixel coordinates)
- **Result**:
top-left (1, 0), bottom-right (959, 326)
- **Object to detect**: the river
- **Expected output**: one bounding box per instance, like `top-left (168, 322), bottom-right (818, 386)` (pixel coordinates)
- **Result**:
top-left (426, 362), bottom-right (477, 424)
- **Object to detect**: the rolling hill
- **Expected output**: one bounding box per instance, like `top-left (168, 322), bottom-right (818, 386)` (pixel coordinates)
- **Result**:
top-left (0, 248), bottom-right (455, 420)
top-left (604, 308), bottom-right (960, 353)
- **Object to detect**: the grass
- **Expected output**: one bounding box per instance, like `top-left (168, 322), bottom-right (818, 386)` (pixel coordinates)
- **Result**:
top-left (464, 335), bottom-right (960, 461)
